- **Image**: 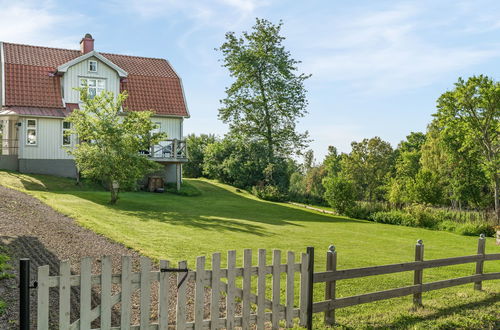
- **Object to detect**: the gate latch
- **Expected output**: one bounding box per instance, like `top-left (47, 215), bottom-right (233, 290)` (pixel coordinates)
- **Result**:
top-left (160, 268), bottom-right (189, 288)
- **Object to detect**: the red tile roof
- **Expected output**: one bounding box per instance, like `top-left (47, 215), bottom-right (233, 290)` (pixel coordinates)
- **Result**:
top-left (2, 43), bottom-right (189, 117)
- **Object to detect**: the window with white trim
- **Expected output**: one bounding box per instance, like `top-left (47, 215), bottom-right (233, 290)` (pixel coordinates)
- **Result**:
top-left (62, 121), bottom-right (72, 146)
top-left (26, 119), bottom-right (37, 145)
top-left (80, 78), bottom-right (105, 99)
top-left (88, 60), bottom-right (97, 72)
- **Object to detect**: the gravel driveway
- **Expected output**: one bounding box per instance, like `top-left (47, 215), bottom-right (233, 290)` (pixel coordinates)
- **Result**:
top-left (0, 185), bottom-right (207, 329)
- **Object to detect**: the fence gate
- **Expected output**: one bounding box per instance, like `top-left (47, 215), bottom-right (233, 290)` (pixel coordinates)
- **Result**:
top-left (28, 249), bottom-right (311, 329)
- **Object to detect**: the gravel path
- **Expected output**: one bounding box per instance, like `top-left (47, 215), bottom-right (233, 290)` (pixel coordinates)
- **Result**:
top-left (0, 185), bottom-right (209, 329)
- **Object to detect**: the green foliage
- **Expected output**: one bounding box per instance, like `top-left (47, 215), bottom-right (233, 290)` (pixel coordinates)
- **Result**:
top-left (434, 75), bottom-right (499, 221)
top-left (340, 137), bottom-right (395, 201)
top-left (67, 88), bottom-right (163, 204)
top-left (413, 169), bottom-right (444, 205)
top-left (218, 18), bottom-right (310, 161)
top-left (323, 175), bottom-right (357, 214)
top-left (251, 184), bottom-right (286, 202)
top-left (371, 210), bottom-right (417, 226)
top-left (164, 181), bottom-right (202, 196)
top-left (183, 134), bottom-right (217, 178)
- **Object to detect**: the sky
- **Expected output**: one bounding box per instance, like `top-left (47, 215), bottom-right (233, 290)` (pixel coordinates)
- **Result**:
top-left (1, 0), bottom-right (499, 161)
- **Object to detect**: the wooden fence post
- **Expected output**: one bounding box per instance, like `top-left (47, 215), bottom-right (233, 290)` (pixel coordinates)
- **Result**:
top-left (306, 247), bottom-right (315, 330)
top-left (413, 240), bottom-right (424, 307)
top-left (324, 245), bottom-right (337, 326)
top-left (474, 233), bottom-right (486, 290)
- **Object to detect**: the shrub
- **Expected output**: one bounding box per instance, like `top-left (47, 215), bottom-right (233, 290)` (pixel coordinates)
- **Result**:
top-left (252, 185), bottom-right (286, 202)
top-left (323, 176), bottom-right (357, 214)
top-left (370, 211), bottom-right (417, 226)
top-left (454, 222), bottom-right (495, 237)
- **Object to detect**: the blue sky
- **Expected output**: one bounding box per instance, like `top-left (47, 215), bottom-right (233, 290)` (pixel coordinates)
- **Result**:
top-left (1, 0), bottom-right (499, 161)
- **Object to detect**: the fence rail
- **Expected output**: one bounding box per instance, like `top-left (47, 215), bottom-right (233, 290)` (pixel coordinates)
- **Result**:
top-left (313, 235), bottom-right (500, 326)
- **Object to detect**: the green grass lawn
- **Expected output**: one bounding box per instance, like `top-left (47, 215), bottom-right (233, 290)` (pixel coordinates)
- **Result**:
top-left (1, 171), bottom-right (499, 328)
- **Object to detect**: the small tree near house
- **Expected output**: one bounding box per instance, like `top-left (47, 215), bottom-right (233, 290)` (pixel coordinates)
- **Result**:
top-left (67, 88), bottom-right (165, 204)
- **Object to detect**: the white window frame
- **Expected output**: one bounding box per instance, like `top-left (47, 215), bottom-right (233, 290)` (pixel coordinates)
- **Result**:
top-left (26, 118), bottom-right (37, 146)
top-left (80, 78), bottom-right (106, 99)
top-left (88, 60), bottom-right (97, 73)
top-left (62, 121), bottom-right (72, 146)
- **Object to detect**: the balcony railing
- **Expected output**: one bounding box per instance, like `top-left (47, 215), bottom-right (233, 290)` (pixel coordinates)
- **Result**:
top-left (1, 139), bottom-right (19, 156)
top-left (140, 139), bottom-right (188, 161)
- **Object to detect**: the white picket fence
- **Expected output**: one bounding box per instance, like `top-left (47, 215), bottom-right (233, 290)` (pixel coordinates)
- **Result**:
top-left (37, 250), bottom-right (310, 329)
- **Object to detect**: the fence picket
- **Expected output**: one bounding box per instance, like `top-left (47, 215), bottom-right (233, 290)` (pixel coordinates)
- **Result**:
top-left (272, 250), bottom-right (281, 329)
top-left (176, 260), bottom-right (188, 330)
top-left (195, 256), bottom-right (206, 329)
top-left (242, 249), bottom-right (252, 330)
top-left (140, 257), bottom-right (152, 328)
top-left (211, 253), bottom-right (221, 330)
top-left (324, 246), bottom-right (336, 326)
top-left (286, 251), bottom-right (295, 328)
top-left (100, 256), bottom-right (112, 330)
top-left (159, 260), bottom-right (170, 330)
top-left (121, 256), bottom-right (132, 330)
top-left (474, 234), bottom-right (486, 290)
top-left (59, 260), bottom-right (71, 329)
top-left (257, 249), bottom-right (267, 330)
top-left (80, 257), bottom-right (92, 329)
top-left (413, 240), bottom-right (424, 307)
top-left (299, 252), bottom-right (308, 327)
top-left (37, 265), bottom-right (49, 330)
top-left (227, 250), bottom-right (237, 329)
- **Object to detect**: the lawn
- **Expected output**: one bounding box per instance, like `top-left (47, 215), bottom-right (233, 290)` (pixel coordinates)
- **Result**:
top-left (0, 170), bottom-right (499, 329)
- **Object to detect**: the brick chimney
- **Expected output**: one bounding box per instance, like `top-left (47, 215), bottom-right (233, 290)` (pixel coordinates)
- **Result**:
top-left (80, 33), bottom-right (94, 54)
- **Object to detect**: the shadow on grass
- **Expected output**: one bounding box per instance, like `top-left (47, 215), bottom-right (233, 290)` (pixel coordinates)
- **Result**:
top-left (351, 292), bottom-right (500, 329)
top-left (5, 172), bottom-right (368, 236)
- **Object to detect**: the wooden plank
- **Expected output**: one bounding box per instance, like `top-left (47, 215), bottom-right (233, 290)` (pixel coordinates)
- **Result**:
top-left (195, 256), bottom-right (206, 329)
top-left (272, 250), bottom-right (281, 329)
top-left (474, 235), bottom-right (486, 290)
top-left (314, 272), bottom-right (500, 312)
top-left (210, 253), bottom-right (221, 330)
top-left (257, 249), bottom-right (266, 330)
top-left (226, 250), bottom-right (236, 330)
top-left (242, 249), bottom-right (252, 330)
top-left (101, 256), bottom-right (112, 330)
top-left (59, 260), bottom-right (71, 329)
top-left (313, 254), bottom-right (483, 283)
top-left (80, 257), bottom-right (93, 329)
top-left (299, 253), bottom-right (308, 327)
top-left (140, 257), bottom-right (152, 328)
top-left (176, 260), bottom-right (188, 330)
top-left (286, 251), bottom-right (295, 328)
top-left (324, 246), bottom-right (336, 325)
top-left (158, 260), bottom-right (169, 330)
top-left (484, 253), bottom-right (500, 261)
top-left (121, 256), bottom-right (132, 330)
top-left (413, 240), bottom-right (424, 306)
top-left (37, 265), bottom-right (50, 330)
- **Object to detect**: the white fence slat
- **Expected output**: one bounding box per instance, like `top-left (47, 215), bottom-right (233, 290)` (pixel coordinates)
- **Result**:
top-left (101, 256), bottom-right (112, 330)
top-left (286, 251), bottom-right (295, 328)
top-left (80, 257), bottom-right (92, 329)
top-left (37, 265), bottom-right (50, 330)
top-left (226, 250), bottom-right (237, 329)
top-left (272, 250), bottom-right (281, 329)
top-left (195, 256), bottom-right (206, 329)
top-left (257, 249), bottom-right (266, 330)
top-left (121, 256), bottom-right (132, 330)
top-left (59, 260), bottom-right (71, 329)
top-left (211, 253), bottom-right (221, 330)
top-left (159, 260), bottom-right (170, 330)
top-left (176, 260), bottom-right (188, 330)
top-left (242, 249), bottom-right (252, 330)
top-left (140, 257), bottom-right (152, 328)
top-left (299, 253), bottom-right (308, 327)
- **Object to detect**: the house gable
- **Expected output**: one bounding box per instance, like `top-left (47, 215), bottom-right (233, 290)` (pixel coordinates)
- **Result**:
top-left (61, 55), bottom-right (122, 104)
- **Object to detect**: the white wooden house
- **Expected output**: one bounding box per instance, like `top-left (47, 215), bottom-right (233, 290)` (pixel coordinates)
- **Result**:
top-left (0, 34), bottom-right (189, 186)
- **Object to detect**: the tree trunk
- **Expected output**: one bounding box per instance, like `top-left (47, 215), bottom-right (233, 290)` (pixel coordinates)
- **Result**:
top-left (110, 181), bottom-right (119, 205)
top-left (494, 172), bottom-right (500, 224)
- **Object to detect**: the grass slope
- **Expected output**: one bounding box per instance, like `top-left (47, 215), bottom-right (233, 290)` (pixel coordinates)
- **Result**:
top-left (0, 171), bottom-right (499, 328)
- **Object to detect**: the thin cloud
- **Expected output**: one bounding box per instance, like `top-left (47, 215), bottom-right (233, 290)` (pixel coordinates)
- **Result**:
top-left (0, 0), bottom-right (86, 48)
